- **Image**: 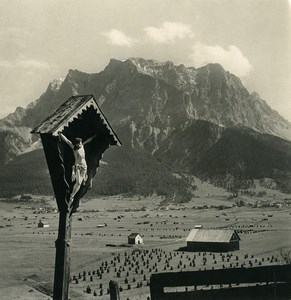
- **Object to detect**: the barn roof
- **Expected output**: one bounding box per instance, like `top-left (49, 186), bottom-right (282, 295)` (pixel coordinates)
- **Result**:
top-left (186, 229), bottom-right (240, 243)
top-left (128, 233), bottom-right (141, 238)
top-left (31, 94), bottom-right (121, 146)
top-left (38, 220), bottom-right (49, 224)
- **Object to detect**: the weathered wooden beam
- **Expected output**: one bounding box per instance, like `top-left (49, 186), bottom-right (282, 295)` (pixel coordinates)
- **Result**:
top-left (109, 280), bottom-right (120, 300)
top-left (53, 211), bottom-right (72, 300)
top-left (150, 264), bottom-right (291, 300)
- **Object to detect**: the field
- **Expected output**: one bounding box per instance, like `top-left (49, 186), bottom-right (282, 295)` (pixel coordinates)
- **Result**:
top-left (0, 184), bottom-right (291, 300)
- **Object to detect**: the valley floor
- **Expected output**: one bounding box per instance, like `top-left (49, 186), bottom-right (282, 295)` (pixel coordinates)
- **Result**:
top-left (0, 191), bottom-right (291, 299)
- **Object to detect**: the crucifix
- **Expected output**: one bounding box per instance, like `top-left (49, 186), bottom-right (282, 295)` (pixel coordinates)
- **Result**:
top-left (31, 95), bottom-right (121, 300)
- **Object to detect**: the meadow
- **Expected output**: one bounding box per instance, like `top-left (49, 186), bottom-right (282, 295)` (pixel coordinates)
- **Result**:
top-left (0, 185), bottom-right (291, 300)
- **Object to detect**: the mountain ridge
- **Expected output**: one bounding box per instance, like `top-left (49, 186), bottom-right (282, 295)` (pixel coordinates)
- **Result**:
top-left (0, 57), bottom-right (291, 199)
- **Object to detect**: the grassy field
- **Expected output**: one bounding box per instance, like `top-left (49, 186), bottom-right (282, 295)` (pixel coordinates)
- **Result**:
top-left (0, 186), bottom-right (291, 300)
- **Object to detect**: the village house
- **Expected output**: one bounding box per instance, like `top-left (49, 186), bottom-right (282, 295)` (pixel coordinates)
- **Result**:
top-left (38, 220), bottom-right (49, 228)
top-left (186, 229), bottom-right (240, 252)
top-left (128, 233), bottom-right (143, 245)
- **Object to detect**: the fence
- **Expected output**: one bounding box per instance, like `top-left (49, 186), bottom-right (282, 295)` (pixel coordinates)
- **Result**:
top-left (150, 264), bottom-right (291, 299)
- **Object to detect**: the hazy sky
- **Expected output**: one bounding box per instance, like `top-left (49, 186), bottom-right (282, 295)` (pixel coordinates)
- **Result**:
top-left (0, 0), bottom-right (290, 120)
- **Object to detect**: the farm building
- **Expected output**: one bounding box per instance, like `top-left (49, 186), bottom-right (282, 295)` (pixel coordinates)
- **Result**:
top-left (38, 220), bottom-right (49, 228)
top-left (97, 223), bottom-right (107, 228)
top-left (128, 233), bottom-right (143, 245)
top-left (186, 229), bottom-right (240, 252)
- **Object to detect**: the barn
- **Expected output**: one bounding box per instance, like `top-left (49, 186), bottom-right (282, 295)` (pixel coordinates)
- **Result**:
top-left (38, 220), bottom-right (49, 228)
top-left (128, 233), bottom-right (143, 245)
top-left (186, 229), bottom-right (240, 252)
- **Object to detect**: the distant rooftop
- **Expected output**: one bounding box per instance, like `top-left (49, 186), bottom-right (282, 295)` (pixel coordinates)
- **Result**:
top-left (186, 229), bottom-right (240, 243)
top-left (128, 233), bottom-right (141, 238)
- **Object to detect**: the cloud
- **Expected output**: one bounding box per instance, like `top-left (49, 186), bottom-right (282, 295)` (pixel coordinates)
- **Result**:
top-left (102, 29), bottom-right (136, 47)
top-left (144, 22), bottom-right (194, 44)
top-left (0, 28), bottom-right (33, 41)
top-left (0, 28), bottom-right (33, 50)
top-left (0, 55), bottom-right (57, 71)
top-left (189, 43), bottom-right (253, 77)
top-left (18, 58), bottom-right (53, 70)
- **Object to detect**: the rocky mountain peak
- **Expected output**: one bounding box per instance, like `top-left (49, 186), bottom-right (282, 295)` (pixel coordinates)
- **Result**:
top-left (1, 57), bottom-right (291, 198)
top-left (0, 57), bottom-right (291, 165)
top-left (1, 107), bottom-right (27, 127)
top-left (47, 78), bottom-right (64, 92)
top-left (104, 58), bottom-right (124, 72)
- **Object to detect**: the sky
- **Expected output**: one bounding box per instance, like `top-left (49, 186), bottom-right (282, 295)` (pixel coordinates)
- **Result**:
top-left (0, 0), bottom-right (290, 121)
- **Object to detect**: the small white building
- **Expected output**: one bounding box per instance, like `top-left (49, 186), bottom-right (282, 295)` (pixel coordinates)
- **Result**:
top-left (194, 224), bottom-right (203, 229)
top-left (97, 223), bottom-right (107, 228)
top-left (128, 233), bottom-right (143, 245)
top-left (38, 220), bottom-right (49, 228)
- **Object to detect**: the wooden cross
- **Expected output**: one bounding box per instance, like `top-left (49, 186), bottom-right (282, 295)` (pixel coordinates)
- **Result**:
top-left (32, 95), bottom-right (121, 300)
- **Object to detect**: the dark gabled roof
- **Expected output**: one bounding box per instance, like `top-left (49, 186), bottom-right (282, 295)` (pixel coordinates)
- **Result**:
top-left (38, 220), bottom-right (48, 224)
top-left (186, 229), bottom-right (240, 243)
top-left (31, 94), bottom-right (121, 146)
top-left (128, 233), bottom-right (141, 238)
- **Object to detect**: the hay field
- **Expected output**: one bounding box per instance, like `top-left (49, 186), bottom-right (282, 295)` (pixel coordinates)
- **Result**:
top-left (0, 190), bottom-right (291, 299)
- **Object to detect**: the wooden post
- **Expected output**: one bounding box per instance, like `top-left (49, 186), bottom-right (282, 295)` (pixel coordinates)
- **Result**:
top-left (150, 276), bottom-right (164, 300)
top-left (109, 280), bottom-right (120, 300)
top-left (53, 210), bottom-right (72, 300)
top-left (273, 269), bottom-right (277, 298)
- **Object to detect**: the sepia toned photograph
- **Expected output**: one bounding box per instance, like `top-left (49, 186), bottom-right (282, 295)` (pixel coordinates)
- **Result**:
top-left (0, 0), bottom-right (291, 299)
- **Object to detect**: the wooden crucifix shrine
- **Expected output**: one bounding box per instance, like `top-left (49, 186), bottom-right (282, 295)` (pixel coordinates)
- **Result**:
top-left (31, 95), bottom-right (121, 300)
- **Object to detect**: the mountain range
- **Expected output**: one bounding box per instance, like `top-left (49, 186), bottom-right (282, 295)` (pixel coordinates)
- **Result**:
top-left (1, 57), bottom-right (291, 200)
